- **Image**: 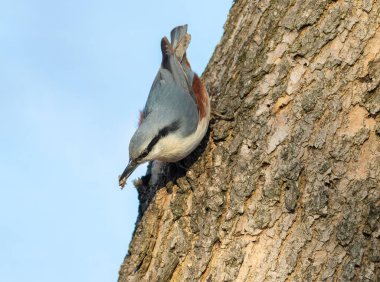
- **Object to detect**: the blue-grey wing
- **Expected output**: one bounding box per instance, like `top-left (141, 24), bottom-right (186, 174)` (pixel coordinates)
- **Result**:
top-left (143, 68), bottom-right (198, 137)
top-left (142, 30), bottom-right (199, 136)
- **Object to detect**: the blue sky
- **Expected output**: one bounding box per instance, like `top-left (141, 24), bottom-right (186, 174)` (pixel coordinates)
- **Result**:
top-left (0, 1), bottom-right (231, 281)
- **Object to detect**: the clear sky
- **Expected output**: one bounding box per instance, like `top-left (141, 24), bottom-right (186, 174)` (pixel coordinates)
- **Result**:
top-left (0, 1), bottom-right (231, 281)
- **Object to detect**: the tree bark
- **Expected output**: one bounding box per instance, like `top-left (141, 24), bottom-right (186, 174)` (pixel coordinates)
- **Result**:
top-left (119, 0), bottom-right (380, 281)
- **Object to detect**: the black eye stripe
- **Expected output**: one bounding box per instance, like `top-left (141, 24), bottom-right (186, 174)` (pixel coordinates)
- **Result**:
top-left (137, 120), bottom-right (180, 160)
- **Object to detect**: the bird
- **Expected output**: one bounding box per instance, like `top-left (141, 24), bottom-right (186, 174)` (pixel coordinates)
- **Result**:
top-left (119, 25), bottom-right (210, 188)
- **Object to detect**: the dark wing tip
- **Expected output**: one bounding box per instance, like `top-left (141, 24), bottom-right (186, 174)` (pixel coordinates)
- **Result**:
top-left (161, 36), bottom-right (174, 56)
top-left (161, 36), bottom-right (174, 71)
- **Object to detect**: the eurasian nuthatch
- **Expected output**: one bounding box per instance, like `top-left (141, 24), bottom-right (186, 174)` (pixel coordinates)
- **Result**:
top-left (119, 25), bottom-right (210, 188)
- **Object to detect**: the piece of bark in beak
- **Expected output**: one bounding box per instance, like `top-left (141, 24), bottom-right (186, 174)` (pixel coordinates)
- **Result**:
top-left (119, 160), bottom-right (138, 189)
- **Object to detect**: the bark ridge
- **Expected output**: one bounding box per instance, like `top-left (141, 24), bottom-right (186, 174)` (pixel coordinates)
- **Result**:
top-left (119, 0), bottom-right (380, 281)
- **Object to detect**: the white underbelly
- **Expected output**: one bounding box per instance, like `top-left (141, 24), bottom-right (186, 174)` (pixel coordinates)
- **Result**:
top-left (156, 118), bottom-right (209, 162)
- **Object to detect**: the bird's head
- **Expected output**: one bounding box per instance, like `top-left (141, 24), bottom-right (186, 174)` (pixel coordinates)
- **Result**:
top-left (118, 118), bottom-right (181, 188)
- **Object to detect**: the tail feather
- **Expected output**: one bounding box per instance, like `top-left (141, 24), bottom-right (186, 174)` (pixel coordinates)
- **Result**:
top-left (160, 25), bottom-right (194, 91)
top-left (170, 25), bottom-right (191, 62)
top-left (170, 25), bottom-right (188, 49)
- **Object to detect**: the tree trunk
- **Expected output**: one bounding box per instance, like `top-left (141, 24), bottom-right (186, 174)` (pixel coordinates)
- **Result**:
top-left (119, 0), bottom-right (380, 281)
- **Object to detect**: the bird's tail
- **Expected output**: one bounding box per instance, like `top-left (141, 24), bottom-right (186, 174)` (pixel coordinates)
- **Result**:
top-left (160, 25), bottom-right (194, 90)
top-left (170, 25), bottom-right (191, 63)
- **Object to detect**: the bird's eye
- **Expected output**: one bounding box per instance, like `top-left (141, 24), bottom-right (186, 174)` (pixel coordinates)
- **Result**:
top-left (138, 149), bottom-right (149, 161)
top-left (135, 120), bottom-right (180, 162)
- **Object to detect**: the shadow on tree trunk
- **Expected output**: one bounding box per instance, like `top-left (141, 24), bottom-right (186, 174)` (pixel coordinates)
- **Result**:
top-left (134, 129), bottom-right (212, 224)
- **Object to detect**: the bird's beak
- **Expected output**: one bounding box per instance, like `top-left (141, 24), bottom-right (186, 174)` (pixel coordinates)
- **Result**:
top-left (118, 160), bottom-right (138, 189)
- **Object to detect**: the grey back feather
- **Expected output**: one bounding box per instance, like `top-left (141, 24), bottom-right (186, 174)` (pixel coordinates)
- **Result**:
top-left (128, 25), bottom-right (199, 160)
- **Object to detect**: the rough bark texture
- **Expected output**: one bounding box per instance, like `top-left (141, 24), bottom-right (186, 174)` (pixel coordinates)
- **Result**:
top-left (119, 0), bottom-right (380, 281)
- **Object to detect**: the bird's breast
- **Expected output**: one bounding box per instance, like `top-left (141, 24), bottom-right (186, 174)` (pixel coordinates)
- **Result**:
top-left (153, 117), bottom-right (209, 163)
